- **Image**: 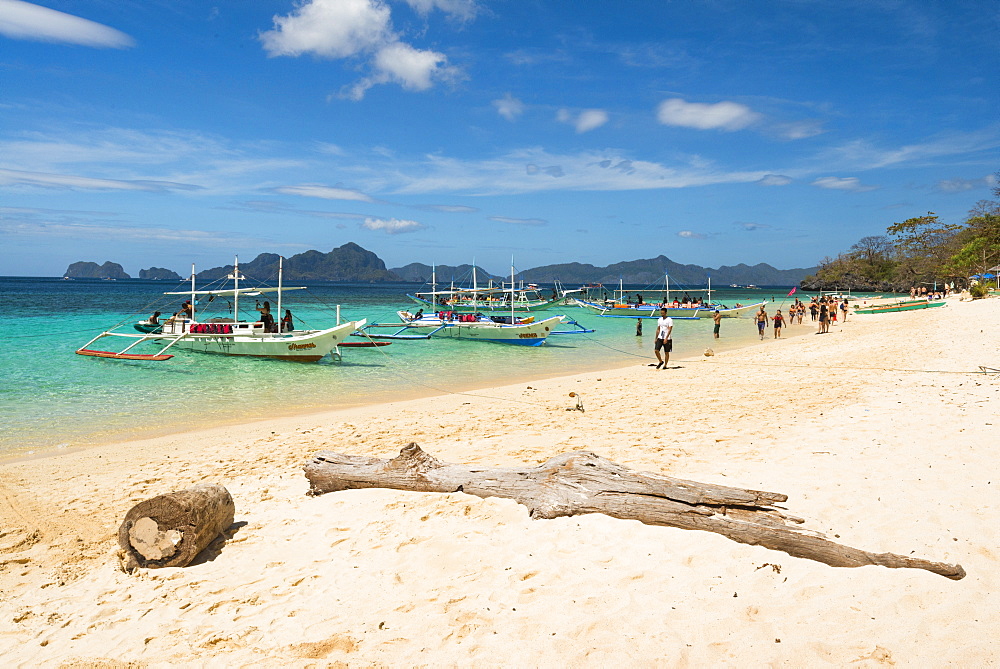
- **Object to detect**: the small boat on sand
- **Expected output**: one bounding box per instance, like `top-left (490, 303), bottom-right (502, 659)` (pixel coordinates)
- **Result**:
top-left (853, 299), bottom-right (946, 315)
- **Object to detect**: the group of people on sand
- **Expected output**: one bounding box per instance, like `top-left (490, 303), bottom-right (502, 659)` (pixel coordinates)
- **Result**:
top-left (752, 296), bottom-right (849, 340)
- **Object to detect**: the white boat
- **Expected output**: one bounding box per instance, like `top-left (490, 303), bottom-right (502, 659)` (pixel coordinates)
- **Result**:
top-left (359, 311), bottom-right (568, 346)
top-left (572, 276), bottom-right (762, 319)
top-left (407, 264), bottom-right (562, 313)
top-left (76, 258), bottom-right (365, 363)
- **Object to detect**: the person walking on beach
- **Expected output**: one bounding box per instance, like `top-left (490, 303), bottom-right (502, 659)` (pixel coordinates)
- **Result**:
top-left (654, 307), bottom-right (673, 369)
top-left (773, 309), bottom-right (785, 338)
top-left (755, 305), bottom-right (768, 340)
top-left (712, 309), bottom-right (722, 339)
top-left (839, 299), bottom-right (848, 322)
top-left (818, 304), bottom-right (829, 333)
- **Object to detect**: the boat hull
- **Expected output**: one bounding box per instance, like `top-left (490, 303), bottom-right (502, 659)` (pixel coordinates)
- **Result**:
top-left (854, 300), bottom-right (945, 315)
top-left (407, 294), bottom-right (562, 312)
top-left (370, 315), bottom-right (562, 345)
top-left (164, 320), bottom-right (364, 361)
top-left (574, 299), bottom-right (764, 318)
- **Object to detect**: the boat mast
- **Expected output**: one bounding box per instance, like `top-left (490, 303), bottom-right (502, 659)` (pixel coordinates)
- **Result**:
top-left (431, 263), bottom-right (437, 309)
top-left (666, 274), bottom-right (670, 304)
top-left (190, 263), bottom-right (196, 322)
top-left (472, 259), bottom-right (478, 312)
top-left (276, 256), bottom-right (283, 331)
top-left (233, 256), bottom-right (240, 321)
top-left (510, 257), bottom-right (515, 323)
top-left (707, 275), bottom-right (712, 305)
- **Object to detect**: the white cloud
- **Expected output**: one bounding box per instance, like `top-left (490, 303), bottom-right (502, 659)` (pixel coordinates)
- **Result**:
top-left (361, 217), bottom-right (426, 234)
top-left (488, 215), bottom-right (546, 226)
top-left (373, 41), bottom-right (447, 91)
top-left (273, 184), bottom-right (374, 202)
top-left (677, 230), bottom-right (708, 239)
top-left (557, 108), bottom-right (609, 133)
top-left (0, 0), bottom-right (134, 48)
top-left (260, 0), bottom-right (458, 100)
top-left (493, 94), bottom-right (524, 121)
top-left (811, 176), bottom-right (878, 192)
top-left (656, 98), bottom-right (761, 131)
top-left (0, 219), bottom-right (247, 246)
top-left (259, 0), bottom-right (391, 58)
top-left (758, 174), bottom-right (792, 186)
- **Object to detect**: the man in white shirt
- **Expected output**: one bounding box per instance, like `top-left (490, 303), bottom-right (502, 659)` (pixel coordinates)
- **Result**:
top-left (654, 307), bottom-right (673, 369)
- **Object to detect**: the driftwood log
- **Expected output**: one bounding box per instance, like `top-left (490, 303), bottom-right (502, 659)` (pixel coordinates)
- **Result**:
top-left (304, 444), bottom-right (965, 580)
top-left (118, 484), bottom-right (235, 569)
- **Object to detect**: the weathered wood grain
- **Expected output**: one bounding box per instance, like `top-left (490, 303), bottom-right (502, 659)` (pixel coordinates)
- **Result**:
top-left (304, 444), bottom-right (965, 580)
top-left (118, 484), bottom-right (235, 569)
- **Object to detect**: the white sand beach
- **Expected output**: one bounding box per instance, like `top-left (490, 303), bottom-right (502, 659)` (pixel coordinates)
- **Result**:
top-left (1, 297), bottom-right (998, 667)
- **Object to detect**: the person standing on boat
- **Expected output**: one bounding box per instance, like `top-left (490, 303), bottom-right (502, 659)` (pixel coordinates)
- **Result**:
top-left (149, 311), bottom-right (161, 325)
top-left (712, 309), bottom-right (722, 339)
top-left (654, 308), bottom-right (673, 370)
top-left (256, 300), bottom-right (276, 332)
top-left (281, 309), bottom-right (294, 332)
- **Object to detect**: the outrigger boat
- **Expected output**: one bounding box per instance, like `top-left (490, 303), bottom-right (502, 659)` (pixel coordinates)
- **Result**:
top-left (357, 310), bottom-right (592, 346)
top-left (76, 258), bottom-right (366, 362)
top-left (573, 276), bottom-right (764, 319)
top-left (407, 264), bottom-right (562, 313)
top-left (853, 298), bottom-right (946, 315)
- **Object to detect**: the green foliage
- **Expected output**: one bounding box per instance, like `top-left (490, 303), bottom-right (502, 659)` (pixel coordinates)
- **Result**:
top-left (969, 283), bottom-right (990, 299)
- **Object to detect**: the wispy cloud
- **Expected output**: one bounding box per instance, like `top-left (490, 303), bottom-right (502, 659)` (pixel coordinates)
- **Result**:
top-left (0, 219), bottom-right (254, 247)
top-left (758, 174), bottom-right (792, 186)
top-left (259, 0), bottom-right (460, 100)
top-left (0, 167), bottom-right (199, 192)
top-left (361, 217), bottom-right (426, 234)
top-left (935, 174), bottom-right (996, 193)
top-left (488, 215), bottom-right (546, 226)
top-left (677, 230), bottom-right (709, 239)
top-left (373, 148), bottom-right (772, 195)
top-left (414, 204), bottom-right (479, 213)
top-left (736, 222), bottom-right (772, 231)
top-left (272, 184), bottom-right (375, 202)
top-left (493, 94), bottom-right (525, 121)
top-left (556, 108), bottom-right (609, 133)
top-left (818, 128), bottom-right (1000, 171)
top-left (0, 0), bottom-right (134, 48)
top-left (656, 98), bottom-right (761, 131)
top-left (811, 176), bottom-right (878, 192)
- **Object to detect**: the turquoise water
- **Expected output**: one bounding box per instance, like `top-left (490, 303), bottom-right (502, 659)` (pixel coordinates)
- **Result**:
top-left (0, 277), bottom-right (809, 457)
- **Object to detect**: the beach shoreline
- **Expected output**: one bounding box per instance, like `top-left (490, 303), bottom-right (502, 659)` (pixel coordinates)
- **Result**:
top-left (2, 295), bottom-right (996, 666)
top-left (3, 305), bottom-right (808, 463)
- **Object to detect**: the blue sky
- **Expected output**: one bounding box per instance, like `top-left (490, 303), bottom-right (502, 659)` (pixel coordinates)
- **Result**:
top-left (1, 0), bottom-right (998, 277)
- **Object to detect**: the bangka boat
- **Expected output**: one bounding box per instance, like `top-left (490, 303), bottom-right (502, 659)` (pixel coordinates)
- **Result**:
top-left (407, 265), bottom-right (562, 313)
top-left (76, 258), bottom-right (366, 362)
top-left (572, 275), bottom-right (762, 319)
top-left (356, 310), bottom-right (591, 346)
top-left (853, 299), bottom-right (946, 315)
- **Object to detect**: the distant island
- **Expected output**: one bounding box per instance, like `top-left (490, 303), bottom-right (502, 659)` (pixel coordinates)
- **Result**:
top-left (138, 267), bottom-right (183, 281)
top-left (63, 261), bottom-right (131, 280)
top-left (65, 243), bottom-right (817, 286)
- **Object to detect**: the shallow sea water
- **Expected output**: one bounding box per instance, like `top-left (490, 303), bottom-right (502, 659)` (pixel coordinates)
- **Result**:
top-left (0, 277), bottom-right (826, 457)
